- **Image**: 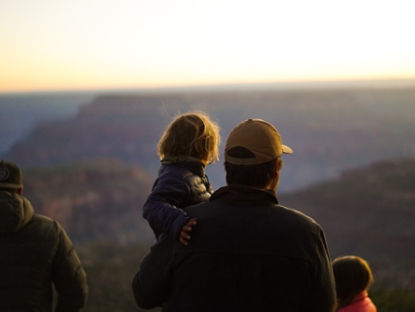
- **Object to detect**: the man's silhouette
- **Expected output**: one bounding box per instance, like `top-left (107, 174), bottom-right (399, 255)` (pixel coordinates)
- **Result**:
top-left (0, 160), bottom-right (88, 312)
top-left (132, 119), bottom-right (336, 311)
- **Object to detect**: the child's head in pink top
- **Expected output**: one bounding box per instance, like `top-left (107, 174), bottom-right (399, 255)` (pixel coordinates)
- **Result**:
top-left (333, 255), bottom-right (374, 308)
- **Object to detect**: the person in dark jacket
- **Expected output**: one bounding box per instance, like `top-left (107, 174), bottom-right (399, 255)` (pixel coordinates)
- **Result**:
top-left (132, 118), bottom-right (336, 312)
top-left (0, 160), bottom-right (88, 312)
top-left (142, 112), bottom-right (220, 244)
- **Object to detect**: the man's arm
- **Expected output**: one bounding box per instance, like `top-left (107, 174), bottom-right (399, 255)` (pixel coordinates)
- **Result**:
top-left (51, 222), bottom-right (88, 312)
top-left (132, 235), bottom-right (176, 309)
top-left (309, 228), bottom-right (337, 312)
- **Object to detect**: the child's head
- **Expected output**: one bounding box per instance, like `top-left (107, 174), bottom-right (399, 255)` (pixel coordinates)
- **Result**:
top-left (332, 255), bottom-right (374, 306)
top-left (158, 112), bottom-right (220, 164)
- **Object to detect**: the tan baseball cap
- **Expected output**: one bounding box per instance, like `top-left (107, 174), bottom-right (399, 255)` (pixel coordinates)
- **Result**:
top-left (225, 119), bottom-right (293, 165)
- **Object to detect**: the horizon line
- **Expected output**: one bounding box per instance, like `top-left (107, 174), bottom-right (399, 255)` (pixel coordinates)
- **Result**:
top-left (2, 77), bottom-right (415, 96)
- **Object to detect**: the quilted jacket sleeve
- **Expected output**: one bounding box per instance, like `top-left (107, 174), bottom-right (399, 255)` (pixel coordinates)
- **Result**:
top-left (51, 222), bottom-right (88, 312)
top-left (143, 173), bottom-right (190, 239)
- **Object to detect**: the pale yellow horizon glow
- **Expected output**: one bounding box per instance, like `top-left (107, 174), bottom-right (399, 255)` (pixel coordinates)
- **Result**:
top-left (1, 0), bottom-right (415, 93)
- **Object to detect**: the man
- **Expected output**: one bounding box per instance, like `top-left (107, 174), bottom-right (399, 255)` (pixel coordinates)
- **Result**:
top-left (0, 160), bottom-right (88, 311)
top-left (132, 119), bottom-right (336, 311)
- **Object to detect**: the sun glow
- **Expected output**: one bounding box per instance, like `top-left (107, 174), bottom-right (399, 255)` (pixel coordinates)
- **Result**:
top-left (1, 0), bottom-right (415, 92)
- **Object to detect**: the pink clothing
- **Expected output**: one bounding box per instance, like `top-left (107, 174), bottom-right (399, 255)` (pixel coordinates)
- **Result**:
top-left (338, 291), bottom-right (377, 312)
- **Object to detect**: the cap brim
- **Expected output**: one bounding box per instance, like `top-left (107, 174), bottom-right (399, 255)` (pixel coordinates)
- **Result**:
top-left (282, 144), bottom-right (293, 154)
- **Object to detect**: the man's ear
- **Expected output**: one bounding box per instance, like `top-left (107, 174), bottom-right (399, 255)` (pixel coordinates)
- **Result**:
top-left (17, 186), bottom-right (23, 195)
top-left (274, 157), bottom-right (283, 172)
top-left (269, 158), bottom-right (283, 192)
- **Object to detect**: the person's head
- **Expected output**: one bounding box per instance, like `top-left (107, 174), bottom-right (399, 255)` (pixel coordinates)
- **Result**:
top-left (224, 119), bottom-right (293, 191)
top-left (0, 160), bottom-right (23, 195)
top-left (332, 255), bottom-right (374, 307)
top-left (158, 112), bottom-right (220, 165)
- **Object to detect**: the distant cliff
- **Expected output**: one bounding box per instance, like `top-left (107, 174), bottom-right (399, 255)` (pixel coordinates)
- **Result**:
top-left (23, 159), bottom-right (154, 244)
top-left (281, 157), bottom-right (415, 289)
top-left (4, 87), bottom-right (415, 191)
top-left (16, 153), bottom-right (415, 293)
top-left (21, 155), bottom-right (415, 290)
top-left (0, 92), bottom-right (94, 154)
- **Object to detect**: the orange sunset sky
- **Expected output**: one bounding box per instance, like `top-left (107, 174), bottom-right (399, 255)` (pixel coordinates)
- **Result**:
top-left (1, 0), bottom-right (415, 93)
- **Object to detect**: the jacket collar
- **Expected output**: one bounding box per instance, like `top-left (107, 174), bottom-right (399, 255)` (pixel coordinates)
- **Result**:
top-left (211, 185), bottom-right (279, 204)
top-left (351, 291), bottom-right (369, 303)
top-left (161, 158), bottom-right (206, 177)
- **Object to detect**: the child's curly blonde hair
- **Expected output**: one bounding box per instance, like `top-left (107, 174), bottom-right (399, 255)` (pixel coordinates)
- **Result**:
top-left (158, 112), bottom-right (220, 164)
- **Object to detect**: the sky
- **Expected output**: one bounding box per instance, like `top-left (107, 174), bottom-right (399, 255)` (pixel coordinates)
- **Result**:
top-left (1, 0), bottom-right (415, 93)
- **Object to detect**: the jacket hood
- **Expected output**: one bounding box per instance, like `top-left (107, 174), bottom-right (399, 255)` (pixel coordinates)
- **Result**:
top-left (160, 159), bottom-right (206, 177)
top-left (0, 191), bottom-right (34, 233)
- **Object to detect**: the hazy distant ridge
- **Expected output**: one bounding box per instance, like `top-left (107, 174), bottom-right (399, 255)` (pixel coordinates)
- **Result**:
top-left (24, 159), bottom-right (154, 244)
top-left (20, 156), bottom-right (415, 291)
top-left (3, 87), bottom-right (415, 191)
top-left (281, 157), bottom-right (415, 290)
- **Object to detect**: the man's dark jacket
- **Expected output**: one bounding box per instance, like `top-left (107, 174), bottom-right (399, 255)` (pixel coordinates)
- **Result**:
top-left (0, 191), bottom-right (88, 312)
top-left (132, 185), bottom-right (336, 312)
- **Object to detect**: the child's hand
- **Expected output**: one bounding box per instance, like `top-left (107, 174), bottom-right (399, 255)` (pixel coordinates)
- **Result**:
top-left (179, 218), bottom-right (198, 246)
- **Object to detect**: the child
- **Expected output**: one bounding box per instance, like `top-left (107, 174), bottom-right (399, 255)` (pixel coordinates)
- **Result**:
top-left (143, 112), bottom-right (220, 245)
top-left (332, 255), bottom-right (377, 312)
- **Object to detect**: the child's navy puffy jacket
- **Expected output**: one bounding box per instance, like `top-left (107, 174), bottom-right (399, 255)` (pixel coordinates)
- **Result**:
top-left (143, 160), bottom-right (212, 239)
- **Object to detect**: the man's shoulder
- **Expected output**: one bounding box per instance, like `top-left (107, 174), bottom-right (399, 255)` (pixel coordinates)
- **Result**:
top-left (276, 204), bottom-right (320, 227)
top-left (269, 203), bottom-right (323, 238)
top-left (183, 199), bottom-right (211, 214)
top-left (31, 213), bottom-right (55, 225)
top-left (26, 213), bottom-right (63, 236)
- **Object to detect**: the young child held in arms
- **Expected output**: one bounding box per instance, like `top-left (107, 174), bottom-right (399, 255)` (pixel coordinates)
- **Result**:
top-left (143, 112), bottom-right (220, 245)
top-left (333, 255), bottom-right (377, 312)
